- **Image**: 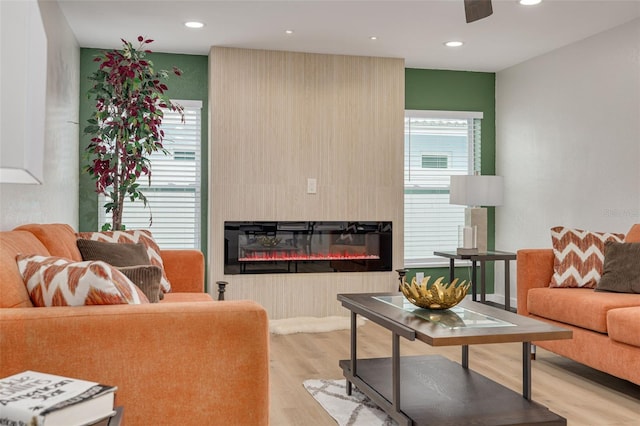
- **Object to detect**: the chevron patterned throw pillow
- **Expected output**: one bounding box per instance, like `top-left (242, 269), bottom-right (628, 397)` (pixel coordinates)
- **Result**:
top-left (16, 255), bottom-right (148, 306)
top-left (550, 226), bottom-right (625, 288)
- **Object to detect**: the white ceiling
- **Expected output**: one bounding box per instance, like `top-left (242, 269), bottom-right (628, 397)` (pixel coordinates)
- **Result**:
top-left (57, 0), bottom-right (640, 72)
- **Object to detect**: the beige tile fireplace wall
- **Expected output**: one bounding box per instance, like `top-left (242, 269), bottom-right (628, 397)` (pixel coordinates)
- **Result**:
top-left (209, 47), bottom-right (404, 319)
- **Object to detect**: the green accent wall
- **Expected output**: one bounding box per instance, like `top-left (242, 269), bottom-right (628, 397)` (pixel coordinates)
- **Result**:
top-left (78, 49), bottom-right (209, 279)
top-left (405, 68), bottom-right (497, 292)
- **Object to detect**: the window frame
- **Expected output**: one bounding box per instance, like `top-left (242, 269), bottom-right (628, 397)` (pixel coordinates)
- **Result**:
top-left (404, 110), bottom-right (483, 266)
top-left (98, 99), bottom-right (203, 249)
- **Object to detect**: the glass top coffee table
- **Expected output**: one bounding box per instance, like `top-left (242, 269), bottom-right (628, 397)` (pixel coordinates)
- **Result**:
top-left (337, 293), bottom-right (572, 426)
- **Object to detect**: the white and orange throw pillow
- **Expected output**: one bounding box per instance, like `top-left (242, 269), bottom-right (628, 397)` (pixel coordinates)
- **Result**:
top-left (76, 230), bottom-right (171, 294)
top-left (16, 254), bottom-right (148, 307)
top-left (550, 226), bottom-right (625, 288)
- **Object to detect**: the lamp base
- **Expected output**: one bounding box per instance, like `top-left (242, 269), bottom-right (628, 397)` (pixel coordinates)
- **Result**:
top-left (457, 247), bottom-right (479, 255)
top-left (465, 207), bottom-right (488, 253)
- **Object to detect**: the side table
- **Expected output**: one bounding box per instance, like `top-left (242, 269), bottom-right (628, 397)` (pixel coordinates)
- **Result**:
top-left (433, 250), bottom-right (517, 311)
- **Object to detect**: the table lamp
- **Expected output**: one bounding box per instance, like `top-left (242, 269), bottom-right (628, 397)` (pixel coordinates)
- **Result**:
top-left (449, 175), bottom-right (503, 253)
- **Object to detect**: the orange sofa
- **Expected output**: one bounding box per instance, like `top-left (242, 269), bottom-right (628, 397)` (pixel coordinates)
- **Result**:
top-left (517, 224), bottom-right (640, 385)
top-left (0, 224), bottom-right (269, 425)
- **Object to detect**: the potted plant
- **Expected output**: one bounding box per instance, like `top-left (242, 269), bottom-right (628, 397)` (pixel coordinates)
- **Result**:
top-left (84, 36), bottom-right (184, 231)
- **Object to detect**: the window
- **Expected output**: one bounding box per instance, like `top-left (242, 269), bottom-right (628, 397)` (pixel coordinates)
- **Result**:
top-left (421, 154), bottom-right (449, 169)
top-left (99, 100), bottom-right (203, 249)
top-left (404, 110), bottom-right (482, 265)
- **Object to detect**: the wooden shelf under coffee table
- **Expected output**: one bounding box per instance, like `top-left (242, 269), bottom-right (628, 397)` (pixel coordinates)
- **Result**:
top-left (337, 293), bottom-right (573, 426)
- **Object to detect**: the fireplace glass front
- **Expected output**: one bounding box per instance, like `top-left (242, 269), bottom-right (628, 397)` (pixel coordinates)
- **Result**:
top-left (224, 221), bottom-right (392, 274)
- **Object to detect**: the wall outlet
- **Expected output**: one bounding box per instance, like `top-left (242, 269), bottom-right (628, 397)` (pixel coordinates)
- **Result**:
top-left (307, 178), bottom-right (317, 194)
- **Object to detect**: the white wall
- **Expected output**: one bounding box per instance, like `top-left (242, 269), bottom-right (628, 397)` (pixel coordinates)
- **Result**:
top-left (495, 19), bottom-right (640, 305)
top-left (0, 0), bottom-right (80, 231)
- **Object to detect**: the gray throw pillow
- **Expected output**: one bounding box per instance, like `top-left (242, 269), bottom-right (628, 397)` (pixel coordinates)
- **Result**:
top-left (77, 239), bottom-right (150, 267)
top-left (117, 265), bottom-right (163, 303)
top-left (595, 241), bottom-right (640, 294)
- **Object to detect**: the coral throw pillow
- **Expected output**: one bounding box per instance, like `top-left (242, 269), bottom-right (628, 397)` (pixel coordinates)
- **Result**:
top-left (550, 226), bottom-right (625, 288)
top-left (77, 230), bottom-right (171, 294)
top-left (16, 255), bottom-right (147, 306)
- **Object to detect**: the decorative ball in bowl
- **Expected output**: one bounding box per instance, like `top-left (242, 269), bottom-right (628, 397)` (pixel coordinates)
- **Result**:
top-left (400, 276), bottom-right (471, 310)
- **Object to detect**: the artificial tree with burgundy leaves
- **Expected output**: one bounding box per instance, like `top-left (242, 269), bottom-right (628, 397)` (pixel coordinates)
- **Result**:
top-left (84, 36), bottom-right (184, 231)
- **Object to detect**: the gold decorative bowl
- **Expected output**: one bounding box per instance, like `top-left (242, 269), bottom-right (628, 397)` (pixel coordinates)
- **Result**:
top-left (400, 276), bottom-right (471, 310)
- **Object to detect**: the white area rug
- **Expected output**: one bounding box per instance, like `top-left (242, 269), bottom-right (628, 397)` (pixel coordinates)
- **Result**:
top-left (269, 316), bottom-right (366, 335)
top-left (303, 379), bottom-right (396, 426)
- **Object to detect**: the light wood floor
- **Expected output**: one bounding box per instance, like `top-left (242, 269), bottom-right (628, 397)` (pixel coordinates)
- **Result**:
top-left (270, 320), bottom-right (640, 426)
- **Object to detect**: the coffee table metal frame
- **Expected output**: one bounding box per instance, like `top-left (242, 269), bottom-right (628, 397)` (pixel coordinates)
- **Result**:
top-left (337, 293), bottom-right (572, 426)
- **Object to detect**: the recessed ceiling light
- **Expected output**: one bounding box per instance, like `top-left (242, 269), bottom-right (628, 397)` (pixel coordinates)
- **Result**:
top-left (285, 30), bottom-right (294, 35)
top-left (370, 36), bottom-right (378, 40)
top-left (184, 21), bottom-right (205, 29)
top-left (519, 0), bottom-right (542, 5)
top-left (444, 41), bottom-right (464, 47)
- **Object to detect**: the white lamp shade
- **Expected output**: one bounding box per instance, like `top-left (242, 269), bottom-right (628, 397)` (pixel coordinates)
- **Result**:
top-left (0, 0), bottom-right (47, 184)
top-left (449, 175), bottom-right (503, 207)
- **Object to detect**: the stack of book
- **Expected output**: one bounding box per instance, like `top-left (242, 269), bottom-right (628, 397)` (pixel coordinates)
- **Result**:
top-left (0, 370), bottom-right (119, 426)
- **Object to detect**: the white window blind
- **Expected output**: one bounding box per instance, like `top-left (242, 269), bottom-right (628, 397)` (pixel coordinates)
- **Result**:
top-left (404, 110), bottom-right (482, 265)
top-left (99, 100), bottom-right (202, 249)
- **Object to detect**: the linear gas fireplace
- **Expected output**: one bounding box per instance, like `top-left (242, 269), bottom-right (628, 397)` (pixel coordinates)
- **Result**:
top-left (224, 221), bottom-right (392, 274)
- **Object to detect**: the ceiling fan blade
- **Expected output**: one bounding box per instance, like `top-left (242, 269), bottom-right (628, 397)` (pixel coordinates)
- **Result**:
top-left (464, 0), bottom-right (493, 23)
